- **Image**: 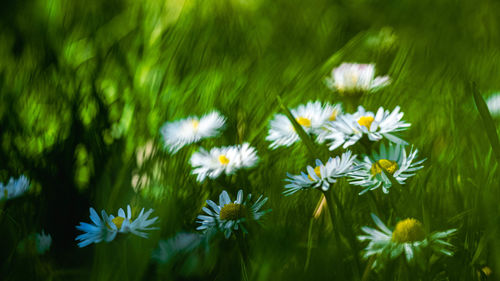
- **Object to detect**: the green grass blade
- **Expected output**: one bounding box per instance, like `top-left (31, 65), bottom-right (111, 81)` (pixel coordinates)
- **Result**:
top-left (471, 82), bottom-right (500, 163)
top-left (276, 95), bottom-right (318, 157)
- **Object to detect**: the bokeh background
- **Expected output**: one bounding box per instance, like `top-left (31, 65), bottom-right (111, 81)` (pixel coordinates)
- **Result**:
top-left (1, 0), bottom-right (500, 280)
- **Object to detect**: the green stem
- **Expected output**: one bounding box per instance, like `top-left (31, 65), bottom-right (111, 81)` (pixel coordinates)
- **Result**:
top-left (330, 188), bottom-right (362, 279)
top-left (322, 190), bottom-right (342, 247)
top-left (235, 232), bottom-right (250, 281)
top-left (362, 256), bottom-right (376, 281)
top-left (122, 240), bottom-right (129, 281)
top-left (304, 218), bottom-right (315, 271)
top-left (341, 95), bottom-right (362, 113)
top-left (367, 191), bottom-right (381, 215)
top-left (323, 189), bottom-right (361, 280)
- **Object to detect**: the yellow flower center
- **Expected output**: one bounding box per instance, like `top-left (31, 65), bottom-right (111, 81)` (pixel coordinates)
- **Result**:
top-left (219, 203), bottom-right (247, 220)
top-left (112, 216), bottom-right (125, 229)
top-left (370, 159), bottom-right (398, 176)
top-left (296, 116), bottom-right (311, 127)
top-left (191, 120), bottom-right (199, 130)
top-left (357, 116), bottom-right (374, 129)
top-left (329, 110), bottom-right (338, 121)
top-left (308, 166), bottom-right (322, 181)
top-left (218, 155), bottom-right (230, 165)
top-left (391, 218), bottom-right (426, 243)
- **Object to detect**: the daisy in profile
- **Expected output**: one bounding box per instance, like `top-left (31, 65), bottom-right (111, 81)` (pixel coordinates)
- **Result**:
top-left (190, 143), bottom-right (259, 182)
top-left (486, 93), bottom-right (500, 117)
top-left (359, 213), bottom-right (456, 269)
top-left (160, 111), bottom-right (226, 154)
top-left (0, 175), bottom-right (30, 200)
top-left (76, 205), bottom-right (158, 247)
top-left (320, 106), bottom-right (410, 151)
top-left (350, 143), bottom-right (425, 194)
top-left (284, 151), bottom-right (358, 195)
top-left (109, 205), bottom-right (159, 238)
top-left (76, 208), bottom-right (117, 247)
top-left (197, 189), bottom-right (269, 238)
top-left (266, 101), bottom-right (341, 149)
top-left (325, 63), bottom-right (390, 96)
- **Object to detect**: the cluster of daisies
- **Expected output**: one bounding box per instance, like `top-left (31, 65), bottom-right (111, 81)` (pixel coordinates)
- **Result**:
top-left (272, 63), bottom-right (456, 269)
top-left (75, 62), bottom-right (457, 272)
top-left (76, 110), bottom-right (264, 246)
top-left (158, 110), bottom-right (268, 238)
top-left (277, 102), bottom-right (422, 196)
top-left (0, 175), bottom-right (52, 255)
top-left (161, 111), bottom-right (259, 182)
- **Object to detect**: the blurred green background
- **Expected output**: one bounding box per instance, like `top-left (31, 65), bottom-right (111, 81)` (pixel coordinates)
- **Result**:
top-left (1, 0), bottom-right (500, 280)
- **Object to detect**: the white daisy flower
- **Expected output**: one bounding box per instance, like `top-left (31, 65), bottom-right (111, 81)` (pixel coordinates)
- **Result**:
top-left (359, 213), bottom-right (456, 269)
top-left (486, 93), bottom-right (500, 117)
top-left (325, 63), bottom-right (390, 96)
top-left (190, 146), bottom-right (240, 182)
top-left (109, 205), bottom-right (159, 238)
top-left (75, 208), bottom-right (117, 247)
top-left (284, 151), bottom-right (358, 195)
top-left (321, 106), bottom-right (410, 151)
top-left (266, 101), bottom-right (341, 149)
top-left (197, 189), bottom-right (269, 238)
top-left (160, 111), bottom-right (226, 154)
top-left (35, 231), bottom-right (52, 254)
top-left (234, 142), bottom-right (259, 168)
top-left (75, 205), bottom-right (158, 247)
top-left (0, 175), bottom-right (30, 200)
top-left (350, 143), bottom-right (425, 194)
top-left (190, 143), bottom-right (259, 182)
top-left (314, 102), bottom-right (344, 143)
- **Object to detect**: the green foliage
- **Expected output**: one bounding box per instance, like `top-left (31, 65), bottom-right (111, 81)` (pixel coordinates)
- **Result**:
top-left (1, 0), bottom-right (500, 280)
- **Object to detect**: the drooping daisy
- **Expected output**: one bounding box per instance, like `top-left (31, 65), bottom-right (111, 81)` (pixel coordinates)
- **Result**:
top-left (321, 106), bottom-right (410, 151)
top-left (350, 143), bottom-right (425, 194)
top-left (0, 175), bottom-right (30, 200)
top-left (190, 143), bottom-right (259, 182)
top-left (284, 151), bottom-right (358, 195)
top-left (75, 208), bottom-right (117, 247)
top-left (160, 111), bottom-right (226, 154)
top-left (76, 205), bottom-right (158, 247)
top-left (197, 189), bottom-right (269, 238)
top-left (266, 101), bottom-right (340, 149)
top-left (486, 93), bottom-right (500, 117)
top-left (325, 63), bottom-right (390, 96)
top-left (359, 213), bottom-right (456, 269)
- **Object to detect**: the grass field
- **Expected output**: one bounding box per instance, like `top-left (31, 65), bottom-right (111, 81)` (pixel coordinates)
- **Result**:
top-left (1, 0), bottom-right (500, 280)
